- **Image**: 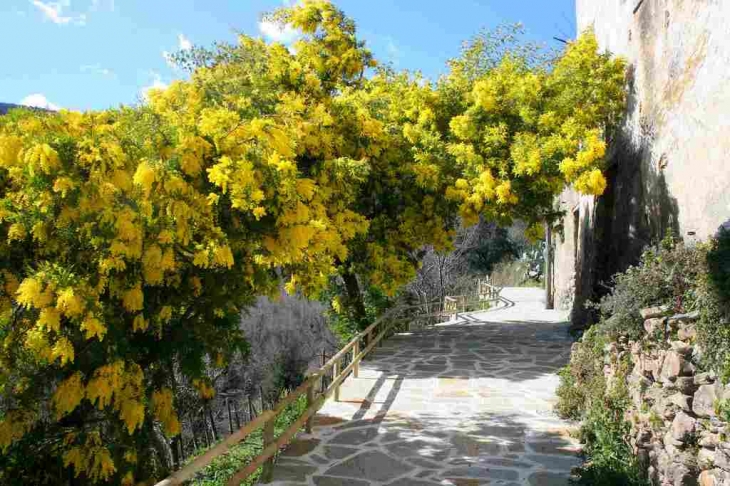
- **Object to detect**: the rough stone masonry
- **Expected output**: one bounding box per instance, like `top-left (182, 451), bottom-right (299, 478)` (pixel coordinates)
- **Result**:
top-left (599, 307), bottom-right (730, 485)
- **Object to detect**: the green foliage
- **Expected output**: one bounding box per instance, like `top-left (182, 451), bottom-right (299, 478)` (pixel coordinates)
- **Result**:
top-left (555, 327), bottom-right (607, 421)
top-left (697, 228), bottom-right (730, 380)
top-left (448, 23), bottom-right (555, 82)
top-left (323, 279), bottom-right (392, 343)
top-left (572, 396), bottom-right (648, 486)
top-left (466, 226), bottom-right (520, 274)
top-left (190, 394), bottom-right (307, 486)
top-left (558, 332), bottom-right (647, 485)
top-left (271, 350), bottom-right (307, 396)
top-left (559, 233), bottom-right (730, 485)
top-left (589, 236), bottom-right (707, 339)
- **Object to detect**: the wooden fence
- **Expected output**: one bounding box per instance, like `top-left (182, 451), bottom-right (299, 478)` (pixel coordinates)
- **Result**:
top-left (155, 284), bottom-right (503, 486)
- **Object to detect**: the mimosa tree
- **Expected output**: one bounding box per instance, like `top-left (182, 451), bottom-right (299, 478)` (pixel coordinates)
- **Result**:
top-left (0, 1), bottom-right (626, 484)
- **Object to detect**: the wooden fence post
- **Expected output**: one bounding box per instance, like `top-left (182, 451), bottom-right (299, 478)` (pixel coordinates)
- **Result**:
top-left (226, 398), bottom-right (234, 435)
top-left (353, 340), bottom-right (360, 378)
top-left (261, 419), bottom-right (275, 483)
top-left (321, 351), bottom-right (327, 393)
top-left (305, 381), bottom-right (315, 433)
top-left (333, 360), bottom-right (340, 402)
top-left (248, 396), bottom-right (255, 421)
top-left (233, 400), bottom-right (241, 429)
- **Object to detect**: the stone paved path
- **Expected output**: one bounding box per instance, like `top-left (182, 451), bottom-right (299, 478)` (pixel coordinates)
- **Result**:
top-left (268, 288), bottom-right (581, 486)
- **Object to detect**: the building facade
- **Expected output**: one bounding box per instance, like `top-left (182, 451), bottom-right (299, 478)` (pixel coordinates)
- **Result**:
top-left (552, 0), bottom-right (730, 325)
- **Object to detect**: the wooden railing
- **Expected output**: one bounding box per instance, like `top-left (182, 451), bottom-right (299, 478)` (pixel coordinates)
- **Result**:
top-left (443, 279), bottom-right (503, 316)
top-left (478, 278), bottom-right (502, 301)
top-left (154, 299), bottom-right (451, 486)
top-left (155, 283), bottom-right (505, 486)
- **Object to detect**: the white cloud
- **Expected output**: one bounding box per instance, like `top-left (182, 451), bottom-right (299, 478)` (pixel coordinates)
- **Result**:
top-left (386, 38), bottom-right (401, 64)
top-left (258, 19), bottom-right (299, 44)
top-left (20, 93), bottom-right (61, 111)
top-left (80, 64), bottom-right (115, 77)
top-left (30, 0), bottom-right (86, 25)
top-left (178, 33), bottom-right (192, 51)
top-left (141, 73), bottom-right (168, 100)
top-left (162, 50), bottom-right (175, 68)
top-left (91, 0), bottom-right (115, 11)
top-left (162, 34), bottom-right (192, 69)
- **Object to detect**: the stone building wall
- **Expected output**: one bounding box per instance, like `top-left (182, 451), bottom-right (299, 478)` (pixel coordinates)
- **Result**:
top-left (554, 0), bottom-right (730, 326)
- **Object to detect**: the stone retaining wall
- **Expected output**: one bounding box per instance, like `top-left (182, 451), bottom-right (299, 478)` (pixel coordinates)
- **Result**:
top-left (597, 308), bottom-right (730, 485)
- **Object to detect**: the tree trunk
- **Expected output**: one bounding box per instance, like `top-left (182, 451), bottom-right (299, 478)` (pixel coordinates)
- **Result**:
top-left (171, 435), bottom-right (181, 469)
top-left (438, 255), bottom-right (446, 304)
top-left (167, 361), bottom-right (182, 468)
top-left (342, 271), bottom-right (367, 328)
top-left (148, 422), bottom-right (174, 476)
top-left (202, 413), bottom-right (211, 447)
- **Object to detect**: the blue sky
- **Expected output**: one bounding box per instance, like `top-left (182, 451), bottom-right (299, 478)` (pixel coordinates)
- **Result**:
top-left (1, 0), bottom-right (576, 111)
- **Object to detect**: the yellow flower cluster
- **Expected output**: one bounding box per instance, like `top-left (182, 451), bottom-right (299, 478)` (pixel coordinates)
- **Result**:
top-left (151, 388), bottom-right (182, 436)
top-left (192, 379), bottom-right (216, 400)
top-left (63, 433), bottom-right (117, 482)
top-left (443, 30), bottom-right (625, 226)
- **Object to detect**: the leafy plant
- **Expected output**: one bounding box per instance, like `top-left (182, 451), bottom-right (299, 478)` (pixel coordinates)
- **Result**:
top-left (556, 327), bottom-right (608, 421)
top-left (697, 228), bottom-right (730, 379)
top-left (588, 235), bottom-right (707, 339)
top-left (189, 394), bottom-right (308, 486)
top-left (572, 396), bottom-right (648, 486)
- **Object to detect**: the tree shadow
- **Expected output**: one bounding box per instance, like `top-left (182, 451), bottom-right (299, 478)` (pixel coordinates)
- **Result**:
top-left (571, 61), bottom-right (681, 329)
top-left (272, 315), bottom-right (580, 485)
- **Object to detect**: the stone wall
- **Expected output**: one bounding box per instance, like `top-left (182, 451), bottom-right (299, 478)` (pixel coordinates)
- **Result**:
top-left (554, 0), bottom-right (730, 326)
top-left (552, 191), bottom-right (596, 323)
top-left (598, 307), bottom-right (730, 485)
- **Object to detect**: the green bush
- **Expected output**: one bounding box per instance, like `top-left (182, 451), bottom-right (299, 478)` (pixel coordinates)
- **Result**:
top-left (561, 339), bottom-right (647, 485)
top-left (572, 396), bottom-right (648, 486)
top-left (323, 279), bottom-right (394, 344)
top-left (588, 236), bottom-right (707, 340)
top-left (555, 327), bottom-right (607, 421)
top-left (696, 228), bottom-right (730, 379)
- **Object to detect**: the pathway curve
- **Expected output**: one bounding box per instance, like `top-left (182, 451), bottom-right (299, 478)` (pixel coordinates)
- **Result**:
top-left (267, 288), bottom-right (581, 486)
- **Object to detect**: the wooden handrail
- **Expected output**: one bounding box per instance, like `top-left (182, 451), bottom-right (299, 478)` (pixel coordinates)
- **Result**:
top-left (153, 298), bottom-right (449, 486)
top-left (154, 290), bottom-right (507, 486)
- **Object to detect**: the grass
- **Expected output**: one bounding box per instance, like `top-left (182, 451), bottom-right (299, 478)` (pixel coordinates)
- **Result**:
top-left (187, 394), bottom-right (308, 485)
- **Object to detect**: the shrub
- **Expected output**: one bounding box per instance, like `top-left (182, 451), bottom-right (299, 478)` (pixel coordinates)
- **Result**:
top-left (565, 341), bottom-right (647, 485)
top-left (588, 236), bottom-right (707, 339)
top-left (696, 228), bottom-right (730, 379)
top-left (555, 327), bottom-right (607, 421)
top-left (572, 395), bottom-right (648, 486)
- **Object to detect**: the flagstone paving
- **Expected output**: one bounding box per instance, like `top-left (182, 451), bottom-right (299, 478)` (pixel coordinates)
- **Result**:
top-left (267, 288), bottom-right (581, 486)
